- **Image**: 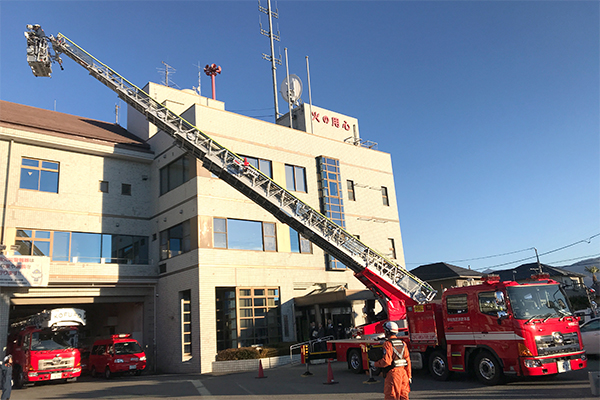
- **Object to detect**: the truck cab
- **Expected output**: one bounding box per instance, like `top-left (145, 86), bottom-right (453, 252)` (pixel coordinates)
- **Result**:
top-left (7, 308), bottom-right (85, 387)
top-left (419, 275), bottom-right (587, 384)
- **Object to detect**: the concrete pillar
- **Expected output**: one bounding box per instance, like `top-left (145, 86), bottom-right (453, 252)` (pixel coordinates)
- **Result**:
top-left (313, 304), bottom-right (322, 325)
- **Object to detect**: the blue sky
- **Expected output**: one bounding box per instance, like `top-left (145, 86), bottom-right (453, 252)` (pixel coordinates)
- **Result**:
top-left (1, 1), bottom-right (598, 272)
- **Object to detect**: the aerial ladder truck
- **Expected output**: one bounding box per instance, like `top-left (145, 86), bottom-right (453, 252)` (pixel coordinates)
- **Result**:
top-left (23, 23), bottom-right (435, 337)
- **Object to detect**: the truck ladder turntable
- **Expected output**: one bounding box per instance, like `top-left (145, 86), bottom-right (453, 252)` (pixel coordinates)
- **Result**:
top-left (26, 26), bottom-right (436, 307)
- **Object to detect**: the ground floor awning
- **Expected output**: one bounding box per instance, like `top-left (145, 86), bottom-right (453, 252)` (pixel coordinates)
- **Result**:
top-left (293, 285), bottom-right (375, 307)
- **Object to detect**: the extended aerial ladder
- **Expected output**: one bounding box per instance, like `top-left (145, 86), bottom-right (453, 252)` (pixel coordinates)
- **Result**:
top-left (24, 25), bottom-right (436, 316)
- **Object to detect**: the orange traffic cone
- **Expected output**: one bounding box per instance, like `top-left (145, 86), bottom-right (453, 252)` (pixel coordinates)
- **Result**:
top-left (256, 359), bottom-right (267, 379)
top-left (323, 359), bottom-right (338, 385)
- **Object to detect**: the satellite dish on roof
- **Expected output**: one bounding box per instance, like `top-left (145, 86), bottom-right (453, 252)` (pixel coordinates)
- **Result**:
top-left (280, 74), bottom-right (303, 106)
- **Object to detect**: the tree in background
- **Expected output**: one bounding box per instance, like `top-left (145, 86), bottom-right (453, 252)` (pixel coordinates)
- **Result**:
top-left (585, 265), bottom-right (599, 284)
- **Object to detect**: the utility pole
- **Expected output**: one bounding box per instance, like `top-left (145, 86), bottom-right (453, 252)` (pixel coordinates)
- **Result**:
top-left (259, 0), bottom-right (282, 121)
top-left (534, 247), bottom-right (543, 274)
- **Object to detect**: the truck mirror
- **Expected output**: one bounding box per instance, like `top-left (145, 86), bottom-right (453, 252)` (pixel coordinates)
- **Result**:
top-left (494, 291), bottom-right (505, 306)
top-left (497, 311), bottom-right (508, 324)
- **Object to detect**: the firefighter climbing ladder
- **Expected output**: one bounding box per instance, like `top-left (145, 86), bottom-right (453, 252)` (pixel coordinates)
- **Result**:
top-left (25, 26), bottom-right (436, 306)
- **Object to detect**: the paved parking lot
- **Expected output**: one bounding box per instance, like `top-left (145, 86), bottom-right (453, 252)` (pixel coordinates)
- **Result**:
top-left (7, 356), bottom-right (599, 400)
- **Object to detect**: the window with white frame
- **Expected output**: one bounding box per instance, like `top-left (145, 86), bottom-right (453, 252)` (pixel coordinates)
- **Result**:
top-left (180, 289), bottom-right (192, 361)
top-left (285, 164), bottom-right (307, 192)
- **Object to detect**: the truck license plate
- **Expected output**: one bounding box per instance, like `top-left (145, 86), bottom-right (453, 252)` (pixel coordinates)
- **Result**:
top-left (50, 373), bottom-right (62, 380)
top-left (129, 365), bottom-right (137, 370)
top-left (557, 360), bottom-right (571, 373)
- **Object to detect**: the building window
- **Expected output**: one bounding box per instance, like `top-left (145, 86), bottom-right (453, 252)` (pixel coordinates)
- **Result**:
top-left (14, 229), bottom-right (149, 264)
top-left (347, 180), bottom-right (355, 201)
top-left (446, 294), bottom-right (468, 314)
top-left (478, 292), bottom-right (507, 316)
top-left (216, 287), bottom-right (281, 350)
top-left (238, 287), bottom-right (281, 347)
top-left (213, 218), bottom-right (227, 249)
top-left (19, 157), bottom-right (59, 193)
top-left (180, 290), bottom-right (192, 361)
top-left (160, 155), bottom-right (192, 195)
top-left (381, 186), bottom-right (389, 206)
top-left (388, 238), bottom-right (396, 259)
top-left (262, 222), bottom-right (277, 252)
top-left (121, 183), bottom-right (131, 196)
top-left (99, 181), bottom-right (109, 193)
top-left (216, 287), bottom-right (237, 351)
top-left (160, 220), bottom-right (191, 260)
top-left (285, 164), bottom-right (307, 192)
top-left (289, 227), bottom-right (312, 253)
top-left (213, 218), bottom-right (277, 251)
top-left (240, 155), bottom-right (273, 179)
top-left (317, 156), bottom-right (346, 270)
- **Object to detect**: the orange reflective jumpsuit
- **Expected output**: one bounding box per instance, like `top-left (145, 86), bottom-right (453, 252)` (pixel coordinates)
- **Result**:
top-left (373, 335), bottom-right (412, 400)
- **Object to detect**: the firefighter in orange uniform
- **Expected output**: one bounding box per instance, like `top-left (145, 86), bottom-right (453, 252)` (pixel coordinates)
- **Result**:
top-left (373, 321), bottom-right (412, 400)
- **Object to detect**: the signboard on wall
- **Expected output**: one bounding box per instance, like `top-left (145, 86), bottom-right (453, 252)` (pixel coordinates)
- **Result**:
top-left (0, 255), bottom-right (49, 287)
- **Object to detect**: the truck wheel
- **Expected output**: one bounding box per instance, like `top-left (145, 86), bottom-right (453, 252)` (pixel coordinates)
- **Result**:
top-left (13, 365), bottom-right (24, 389)
top-left (428, 350), bottom-right (451, 381)
top-left (90, 366), bottom-right (97, 378)
top-left (474, 351), bottom-right (503, 385)
top-left (347, 349), bottom-right (364, 374)
top-left (104, 367), bottom-right (112, 380)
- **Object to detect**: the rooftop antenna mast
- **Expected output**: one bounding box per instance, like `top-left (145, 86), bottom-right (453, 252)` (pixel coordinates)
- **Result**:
top-left (193, 62), bottom-right (202, 96)
top-left (259, 0), bottom-right (282, 121)
top-left (158, 61), bottom-right (176, 88)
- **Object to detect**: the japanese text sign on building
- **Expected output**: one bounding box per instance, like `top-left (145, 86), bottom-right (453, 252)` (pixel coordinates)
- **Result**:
top-left (0, 255), bottom-right (49, 287)
top-left (311, 112), bottom-right (351, 131)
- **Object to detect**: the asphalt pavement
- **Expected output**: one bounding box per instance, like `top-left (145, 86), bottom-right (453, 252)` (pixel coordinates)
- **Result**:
top-left (6, 356), bottom-right (600, 400)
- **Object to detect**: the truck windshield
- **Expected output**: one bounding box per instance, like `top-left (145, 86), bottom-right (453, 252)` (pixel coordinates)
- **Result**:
top-left (31, 328), bottom-right (78, 351)
top-left (114, 341), bottom-right (143, 355)
top-left (506, 284), bottom-right (573, 321)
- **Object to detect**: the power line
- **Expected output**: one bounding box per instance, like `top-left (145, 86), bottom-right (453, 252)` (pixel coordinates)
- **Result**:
top-left (549, 254), bottom-right (600, 267)
top-left (445, 247), bottom-right (534, 264)
top-left (476, 233), bottom-right (600, 271)
top-left (407, 233), bottom-right (600, 269)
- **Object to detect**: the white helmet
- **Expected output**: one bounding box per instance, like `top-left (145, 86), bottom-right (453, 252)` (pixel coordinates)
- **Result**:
top-left (383, 321), bottom-right (399, 334)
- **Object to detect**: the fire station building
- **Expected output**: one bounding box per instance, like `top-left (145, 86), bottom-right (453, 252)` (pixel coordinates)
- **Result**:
top-left (0, 83), bottom-right (405, 373)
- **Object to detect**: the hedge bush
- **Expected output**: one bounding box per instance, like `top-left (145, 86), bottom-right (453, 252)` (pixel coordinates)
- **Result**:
top-left (215, 342), bottom-right (298, 361)
top-left (216, 347), bottom-right (261, 361)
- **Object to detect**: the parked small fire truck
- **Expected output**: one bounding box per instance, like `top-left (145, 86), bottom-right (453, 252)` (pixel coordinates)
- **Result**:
top-left (325, 273), bottom-right (587, 385)
top-left (7, 308), bottom-right (86, 387)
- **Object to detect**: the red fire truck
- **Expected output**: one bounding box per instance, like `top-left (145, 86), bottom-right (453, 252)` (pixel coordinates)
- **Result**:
top-left (325, 274), bottom-right (587, 385)
top-left (7, 308), bottom-right (86, 387)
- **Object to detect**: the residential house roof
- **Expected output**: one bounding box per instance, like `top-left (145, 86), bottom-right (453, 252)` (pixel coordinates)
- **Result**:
top-left (0, 100), bottom-right (151, 152)
top-left (410, 262), bottom-right (484, 282)
top-left (493, 263), bottom-right (587, 282)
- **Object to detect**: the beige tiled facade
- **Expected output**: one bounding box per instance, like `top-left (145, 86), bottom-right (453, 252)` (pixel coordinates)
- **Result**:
top-left (0, 84), bottom-right (405, 373)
